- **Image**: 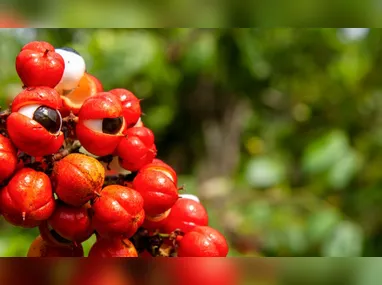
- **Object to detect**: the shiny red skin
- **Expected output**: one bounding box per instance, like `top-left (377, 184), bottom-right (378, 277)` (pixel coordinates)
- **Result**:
top-left (0, 168), bottom-right (55, 228)
top-left (48, 202), bottom-right (94, 243)
top-left (161, 198), bottom-right (208, 234)
top-left (21, 41), bottom-right (54, 53)
top-left (11, 86), bottom-right (62, 112)
top-left (91, 185), bottom-right (145, 238)
top-left (51, 154), bottom-right (105, 207)
top-left (38, 220), bottom-right (74, 247)
top-left (7, 87), bottom-right (64, 157)
top-left (132, 168), bottom-right (179, 217)
top-left (177, 226), bottom-right (229, 257)
top-left (140, 161), bottom-right (178, 186)
top-left (88, 237), bottom-right (138, 257)
top-left (116, 127), bottom-right (157, 172)
top-left (16, 42), bottom-right (65, 88)
top-left (109, 88), bottom-right (141, 129)
top-left (0, 134), bottom-right (17, 183)
top-left (76, 92), bottom-right (126, 156)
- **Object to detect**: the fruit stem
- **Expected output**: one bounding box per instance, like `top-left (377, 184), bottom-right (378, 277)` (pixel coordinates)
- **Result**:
top-left (44, 49), bottom-right (49, 56)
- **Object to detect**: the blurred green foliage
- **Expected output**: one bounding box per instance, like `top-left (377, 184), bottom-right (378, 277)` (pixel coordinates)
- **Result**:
top-left (1, 28), bottom-right (382, 257)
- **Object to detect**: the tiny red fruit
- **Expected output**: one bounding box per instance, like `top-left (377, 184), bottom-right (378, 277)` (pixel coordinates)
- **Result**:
top-left (177, 226), bottom-right (229, 257)
top-left (47, 201), bottom-right (94, 243)
top-left (109, 88), bottom-right (142, 128)
top-left (161, 197), bottom-right (208, 234)
top-left (132, 167), bottom-right (178, 217)
top-left (39, 220), bottom-right (75, 247)
top-left (140, 159), bottom-right (178, 186)
top-left (51, 153), bottom-right (105, 207)
top-left (0, 134), bottom-right (18, 184)
top-left (91, 185), bottom-right (145, 238)
top-left (76, 92), bottom-right (126, 156)
top-left (88, 237), bottom-right (138, 257)
top-left (0, 168), bottom-right (55, 228)
top-left (6, 87), bottom-right (64, 157)
top-left (116, 126), bottom-right (157, 172)
top-left (15, 41), bottom-right (65, 88)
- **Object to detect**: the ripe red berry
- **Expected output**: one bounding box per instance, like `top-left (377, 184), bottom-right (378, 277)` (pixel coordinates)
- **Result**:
top-left (15, 41), bottom-right (65, 88)
top-left (140, 159), bottom-right (178, 186)
top-left (109, 88), bottom-right (142, 128)
top-left (27, 235), bottom-right (83, 257)
top-left (39, 220), bottom-right (75, 247)
top-left (0, 134), bottom-right (18, 183)
top-left (47, 201), bottom-right (94, 243)
top-left (88, 237), bottom-right (138, 257)
top-left (132, 167), bottom-right (179, 217)
top-left (116, 126), bottom-right (157, 172)
top-left (76, 92), bottom-right (126, 156)
top-left (177, 226), bottom-right (229, 257)
top-left (6, 87), bottom-right (64, 157)
top-left (0, 168), bottom-right (55, 228)
top-left (161, 197), bottom-right (208, 234)
top-left (51, 154), bottom-right (105, 207)
top-left (91, 185), bottom-right (145, 238)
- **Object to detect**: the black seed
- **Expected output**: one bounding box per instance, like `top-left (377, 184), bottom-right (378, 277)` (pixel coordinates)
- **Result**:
top-left (102, 117), bottom-right (123, 135)
top-left (57, 47), bottom-right (81, 56)
top-left (32, 106), bottom-right (61, 134)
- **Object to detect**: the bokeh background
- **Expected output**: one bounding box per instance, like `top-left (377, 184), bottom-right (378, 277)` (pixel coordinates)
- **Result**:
top-left (1, 28), bottom-right (382, 257)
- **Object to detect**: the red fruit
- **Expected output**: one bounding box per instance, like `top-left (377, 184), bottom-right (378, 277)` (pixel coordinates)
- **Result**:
top-left (109, 88), bottom-right (141, 128)
top-left (0, 168), bottom-right (55, 228)
top-left (16, 41), bottom-right (65, 88)
top-left (27, 235), bottom-right (84, 257)
top-left (39, 220), bottom-right (75, 247)
top-left (0, 134), bottom-right (17, 183)
top-left (88, 237), bottom-right (138, 257)
top-left (47, 201), bottom-right (94, 243)
top-left (91, 185), bottom-right (145, 238)
top-left (132, 167), bottom-right (178, 217)
top-left (116, 126), bottom-right (157, 172)
top-left (140, 159), bottom-right (178, 186)
top-left (6, 87), bottom-right (64, 157)
top-left (161, 197), bottom-right (208, 234)
top-left (177, 226), bottom-right (229, 257)
top-left (21, 41), bottom-right (55, 53)
top-left (51, 153), bottom-right (105, 207)
top-left (76, 92), bottom-right (126, 156)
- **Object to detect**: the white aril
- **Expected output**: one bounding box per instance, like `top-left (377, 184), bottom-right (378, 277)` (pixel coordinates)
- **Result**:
top-left (55, 47), bottom-right (86, 92)
top-left (179, 194), bottom-right (200, 203)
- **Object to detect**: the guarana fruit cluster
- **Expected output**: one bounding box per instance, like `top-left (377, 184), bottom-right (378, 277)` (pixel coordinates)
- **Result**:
top-left (0, 40), bottom-right (229, 257)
